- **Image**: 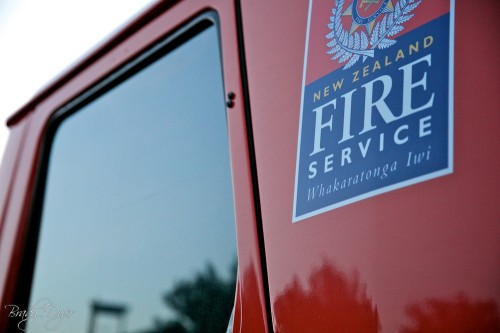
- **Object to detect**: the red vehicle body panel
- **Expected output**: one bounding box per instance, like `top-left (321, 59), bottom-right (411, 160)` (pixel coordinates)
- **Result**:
top-left (240, 1), bottom-right (500, 332)
top-left (0, 1), bottom-right (499, 332)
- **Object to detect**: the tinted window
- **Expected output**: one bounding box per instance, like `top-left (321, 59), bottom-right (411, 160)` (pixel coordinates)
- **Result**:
top-left (25, 23), bottom-right (236, 333)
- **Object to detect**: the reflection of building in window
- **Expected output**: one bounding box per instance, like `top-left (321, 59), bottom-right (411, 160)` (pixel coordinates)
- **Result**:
top-left (87, 300), bottom-right (128, 333)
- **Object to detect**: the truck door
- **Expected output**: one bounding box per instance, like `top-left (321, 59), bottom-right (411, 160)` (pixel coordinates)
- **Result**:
top-left (0, 2), bottom-right (270, 332)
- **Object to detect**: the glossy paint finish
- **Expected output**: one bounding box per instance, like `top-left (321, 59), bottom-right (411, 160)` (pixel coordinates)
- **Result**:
top-left (0, 1), bottom-right (269, 332)
top-left (239, 0), bottom-right (499, 332)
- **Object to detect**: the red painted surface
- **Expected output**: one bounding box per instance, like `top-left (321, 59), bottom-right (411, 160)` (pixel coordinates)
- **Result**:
top-left (1, 1), bottom-right (499, 332)
top-left (240, 0), bottom-right (500, 332)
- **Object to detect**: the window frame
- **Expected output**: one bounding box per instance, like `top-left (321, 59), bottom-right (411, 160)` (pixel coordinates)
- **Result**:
top-left (11, 10), bottom-right (224, 325)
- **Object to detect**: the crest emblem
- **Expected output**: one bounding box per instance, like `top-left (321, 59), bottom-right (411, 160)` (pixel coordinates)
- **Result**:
top-left (327, 0), bottom-right (422, 69)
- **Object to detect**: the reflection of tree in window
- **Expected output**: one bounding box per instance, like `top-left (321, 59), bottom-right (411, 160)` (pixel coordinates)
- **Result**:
top-left (138, 261), bottom-right (236, 333)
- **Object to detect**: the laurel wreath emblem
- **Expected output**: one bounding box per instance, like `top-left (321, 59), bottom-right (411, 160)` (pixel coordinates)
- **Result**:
top-left (326, 0), bottom-right (422, 69)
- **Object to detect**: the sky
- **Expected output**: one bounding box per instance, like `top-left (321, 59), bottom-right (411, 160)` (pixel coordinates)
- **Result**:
top-left (0, 0), bottom-right (155, 161)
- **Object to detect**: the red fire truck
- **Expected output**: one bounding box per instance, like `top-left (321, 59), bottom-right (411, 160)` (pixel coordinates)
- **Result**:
top-left (0, 1), bottom-right (499, 332)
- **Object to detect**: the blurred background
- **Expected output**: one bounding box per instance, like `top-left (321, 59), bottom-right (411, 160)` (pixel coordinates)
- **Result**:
top-left (0, 0), bottom-right (155, 159)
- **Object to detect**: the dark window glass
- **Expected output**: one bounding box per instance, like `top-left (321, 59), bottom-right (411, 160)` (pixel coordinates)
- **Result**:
top-left (25, 23), bottom-right (236, 333)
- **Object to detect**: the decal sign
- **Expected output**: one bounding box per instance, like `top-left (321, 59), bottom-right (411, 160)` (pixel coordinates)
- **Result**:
top-left (293, 0), bottom-right (454, 222)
